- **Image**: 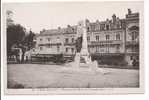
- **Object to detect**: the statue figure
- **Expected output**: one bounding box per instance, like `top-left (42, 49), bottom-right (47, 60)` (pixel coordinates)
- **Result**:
top-left (75, 36), bottom-right (83, 53)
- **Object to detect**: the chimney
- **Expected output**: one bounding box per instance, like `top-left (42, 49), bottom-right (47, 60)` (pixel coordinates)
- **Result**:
top-left (96, 20), bottom-right (99, 24)
top-left (128, 9), bottom-right (132, 14)
top-left (42, 29), bottom-right (46, 32)
top-left (85, 19), bottom-right (90, 23)
top-left (117, 17), bottom-right (119, 21)
top-left (58, 27), bottom-right (61, 30)
top-left (106, 18), bottom-right (109, 22)
top-left (67, 25), bottom-right (71, 28)
top-left (112, 14), bottom-right (116, 23)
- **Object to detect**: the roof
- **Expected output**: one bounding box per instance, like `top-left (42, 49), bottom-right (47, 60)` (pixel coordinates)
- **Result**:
top-left (38, 25), bottom-right (77, 36)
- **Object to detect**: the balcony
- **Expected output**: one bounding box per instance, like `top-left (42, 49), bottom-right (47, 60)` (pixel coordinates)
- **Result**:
top-left (126, 41), bottom-right (139, 46)
top-left (38, 43), bottom-right (62, 46)
top-left (89, 40), bottom-right (122, 46)
top-left (64, 42), bottom-right (76, 46)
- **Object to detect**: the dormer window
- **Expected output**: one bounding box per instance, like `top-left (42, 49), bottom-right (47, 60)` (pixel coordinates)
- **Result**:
top-left (100, 24), bottom-right (105, 31)
top-left (106, 25), bottom-right (109, 30)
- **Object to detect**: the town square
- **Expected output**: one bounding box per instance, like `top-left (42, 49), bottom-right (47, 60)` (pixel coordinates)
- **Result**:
top-left (4, 2), bottom-right (141, 90)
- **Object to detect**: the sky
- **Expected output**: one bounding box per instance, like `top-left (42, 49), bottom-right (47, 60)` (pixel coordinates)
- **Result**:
top-left (4, 1), bottom-right (143, 33)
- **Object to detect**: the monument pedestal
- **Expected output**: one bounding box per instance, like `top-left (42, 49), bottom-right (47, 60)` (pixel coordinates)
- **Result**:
top-left (64, 20), bottom-right (109, 74)
top-left (72, 20), bottom-right (98, 70)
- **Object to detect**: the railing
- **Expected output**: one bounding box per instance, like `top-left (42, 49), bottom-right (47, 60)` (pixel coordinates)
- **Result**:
top-left (64, 42), bottom-right (76, 46)
top-left (89, 40), bottom-right (122, 45)
top-left (38, 43), bottom-right (62, 46)
top-left (126, 41), bottom-right (139, 45)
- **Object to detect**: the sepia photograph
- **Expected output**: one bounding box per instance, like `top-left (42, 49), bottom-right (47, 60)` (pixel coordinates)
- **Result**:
top-left (2, 1), bottom-right (144, 94)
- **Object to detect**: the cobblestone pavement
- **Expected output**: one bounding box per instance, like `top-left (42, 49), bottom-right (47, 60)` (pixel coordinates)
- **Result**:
top-left (7, 64), bottom-right (139, 88)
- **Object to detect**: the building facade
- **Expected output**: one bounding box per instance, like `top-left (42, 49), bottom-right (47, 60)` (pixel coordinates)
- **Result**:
top-left (32, 9), bottom-right (139, 66)
top-left (125, 9), bottom-right (139, 66)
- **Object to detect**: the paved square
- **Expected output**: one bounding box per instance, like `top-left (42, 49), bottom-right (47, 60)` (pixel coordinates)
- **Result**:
top-left (7, 64), bottom-right (139, 88)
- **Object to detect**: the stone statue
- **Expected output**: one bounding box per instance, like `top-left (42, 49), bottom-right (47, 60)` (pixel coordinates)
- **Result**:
top-left (75, 36), bottom-right (82, 53)
top-left (74, 20), bottom-right (93, 68)
top-left (66, 20), bottom-right (108, 74)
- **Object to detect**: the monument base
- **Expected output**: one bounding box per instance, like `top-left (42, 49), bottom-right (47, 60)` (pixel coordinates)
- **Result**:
top-left (64, 60), bottom-right (108, 74)
top-left (63, 20), bottom-right (109, 74)
top-left (70, 53), bottom-right (99, 72)
top-left (63, 52), bottom-right (109, 74)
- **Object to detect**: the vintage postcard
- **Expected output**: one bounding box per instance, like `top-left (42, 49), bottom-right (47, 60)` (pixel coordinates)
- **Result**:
top-left (2, 1), bottom-right (144, 94)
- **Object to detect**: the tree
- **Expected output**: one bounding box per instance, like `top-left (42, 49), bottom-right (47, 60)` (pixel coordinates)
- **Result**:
top-left (19, 30), bottom-right (35, 62)
top-left (6, 10), bottom-right (14, 26)
top-left (6, 10), bottom-right (36, 63)
top-left (23, 30), bottom-right (35, 50)
top-left (7, 24), bottom-right (26, 56)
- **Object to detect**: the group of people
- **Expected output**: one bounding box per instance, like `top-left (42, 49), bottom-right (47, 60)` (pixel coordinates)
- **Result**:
top-left (8, 48), bottom-right (31, 63)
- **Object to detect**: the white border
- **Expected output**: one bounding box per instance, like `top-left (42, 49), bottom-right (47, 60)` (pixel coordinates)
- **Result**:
top-left (1, 0), bottom-right (144, 95)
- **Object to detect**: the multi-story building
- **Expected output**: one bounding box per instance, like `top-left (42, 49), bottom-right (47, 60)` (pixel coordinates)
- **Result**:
top-left (32, 9), bottom-right (139, 66)
top-left (125, 9), bottom-right (139, 66)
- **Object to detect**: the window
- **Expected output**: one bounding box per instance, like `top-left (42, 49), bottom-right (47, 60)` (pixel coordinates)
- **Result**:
top-left (39, 47), bottom-right (43, 50)
top-left (91, 25), bottom-right (96, 31)
top-left (117, 23), bottom-right (121, 29)
top-left (131, 31), bottom-right (138, 41)
top-left (95, 25), bottom-right (100, 31)
top-left (72, 28), bottom-right (75, 32)
top-left (57, 46), bottom-right (60, 52)
top-left (71, 48), bottom-right (74, 53)
top-left (96, 36), bottom-right (99, 41)
top-left (87, 36), bottom-right (90, 41)
top-left (87, 27), bottom-right (90, 31)
top-left (47, 38), bottom-right (50, 41)
top-left (100, 24), bottom-right (105, 30)
top-left (40, 38), bottom-right (42, 41)
top-left (132, 47), bottom-right (137, 52)
top-left (116, 45), bottom-right (120, 52)
top-left (57, 37), bottom-right (60, 41)
top-left (106, 25), bottom-right (109, 30)
top-left (130, 56), bottom-right (133, 60)
top-left (72, 38), bottom-right (74, 43)
top-left (116, 34), bottom-right (120, 40)
top-left (116, 45), bottom-right (120, 50)
top-left (66, 48), bottom-right (68, 52)
top-left (101, 48), bottom-right (104, 52)
top-left (95, 46), bottom-right (99, 52)
top-left (106, 35), bottom-right (110, 40)
top-left (65, 38), bottom-right (69, 43)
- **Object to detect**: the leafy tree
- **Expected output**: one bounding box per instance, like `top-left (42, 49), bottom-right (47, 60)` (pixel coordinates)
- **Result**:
top-left (6, 10), bottom-right (14, 26)
top-left (6, 10), bottom-right (35, 63)
top-left (23, 30), bottom-right (35, 50)
top-left (7, 24), bottom-right (26, 56)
